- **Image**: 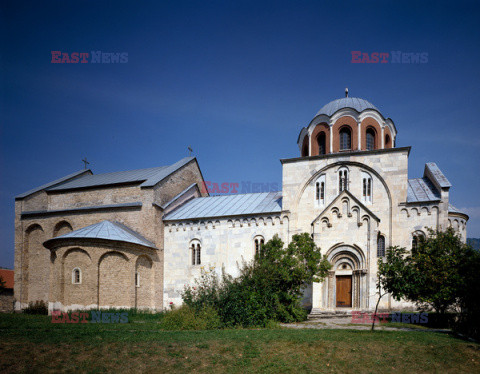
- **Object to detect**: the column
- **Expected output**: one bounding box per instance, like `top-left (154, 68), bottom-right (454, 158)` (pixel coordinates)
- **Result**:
top-left (327, 271), bottom-right (335, 309)
top-left (312, 281), bottom-right (322, 309)
top-left (357, 121), bottom-right (362, 150)
top-left (308, 133), bottom-right (311, 156)
top-left (329, 125), bottom-right (333, 153)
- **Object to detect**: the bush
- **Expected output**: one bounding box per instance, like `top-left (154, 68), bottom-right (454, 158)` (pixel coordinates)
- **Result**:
top-left (23, 300), bottom-right (48, 315)
top-left (183, 233), bottom-right (330, 328)
top-left (159, 305), bottom-right (222, 330)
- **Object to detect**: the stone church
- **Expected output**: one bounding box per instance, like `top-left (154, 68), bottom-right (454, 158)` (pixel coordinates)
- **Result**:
top-left (14, 93), bottom-right (469, 313)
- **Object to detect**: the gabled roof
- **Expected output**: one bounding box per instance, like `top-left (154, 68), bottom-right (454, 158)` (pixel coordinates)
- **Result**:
top-left (407, 178), bottom-right (441, 203)
top-left (47, 166), bottom-right (168, 191)
top-left (47, 157), bottom-right (195, 191)
top-left (160, 183), bottom-right (199, 210)
top-left (15, 169), bottom-right (92, 199)
top-left (424, 162), bottom-right (451, 189)
top-left (163, 191), bottom-right (282, 221)
top-left (43, 220), bottom-right (157, 250)
top-left (0, 269), bottom-right (14, 289)
top-left (140, 158), bottom-right (195, 188)
top-left (312, 189), bottom-right (380, 226)
top-left (406, 163), bottom-right (451, 204)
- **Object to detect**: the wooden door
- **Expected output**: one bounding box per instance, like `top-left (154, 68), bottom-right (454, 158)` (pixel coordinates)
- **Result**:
top-left (336, 275), bottom-right (352, 307)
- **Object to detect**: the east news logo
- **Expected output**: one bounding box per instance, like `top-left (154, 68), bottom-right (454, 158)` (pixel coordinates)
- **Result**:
top-left (351, 51), bottom-right (428, 64)
top-left (51, 51), bottom-right (128, 63)
top-left (51, 311), bottom-right (129, 323)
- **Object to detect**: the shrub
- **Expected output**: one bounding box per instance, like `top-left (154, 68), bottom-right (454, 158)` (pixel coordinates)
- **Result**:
top-left (183, 233), bottom-right (330, 328)
top-left (159, 305), bottom-right (222, 330)
top-left (23, 300), bottom-right (48, 315)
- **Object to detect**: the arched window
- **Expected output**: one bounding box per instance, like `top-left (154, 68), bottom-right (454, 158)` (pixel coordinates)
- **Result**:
top-left (315, 175), bottom-right (326, 205)
top-left (254, 236), bottom-right (265, 256)
top-left (72, 268), bottom-right (81, 284)
top-left (339, 127), bottom-right (351, 151)
top-left (362, 172), bottom-right (372, 203)
top-left (317, 132), bottom-right (326, 155)
top-left (385, 134), bottom-right (391, 148)
top-left (339, 168), bottom-right (348, 192)
top-left (302, 145), bottom-right (308, 157)
top-left (412, 236), bottom-right (418, 254)
top-left (411, 231), bottom-right (425, 254)
top-left (377, 235), bottom-right (385, 257)
top-left (191, 240), bottom-right (201, 265)
top-left (366, 128), bottom-right (375, 151)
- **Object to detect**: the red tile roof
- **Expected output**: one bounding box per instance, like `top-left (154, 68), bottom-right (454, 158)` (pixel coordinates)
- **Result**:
top-left (0, 269), bottom-right (14, 289)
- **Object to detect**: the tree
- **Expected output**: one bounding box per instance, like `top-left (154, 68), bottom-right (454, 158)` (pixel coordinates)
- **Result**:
top-left (256, 233), bottom-right (332, 296)
top-left (377, 228), bottom-right (474, 315)
top-left (372, 246), bottom-right (414, 330)
top-left (183, 233), bottom-right (332, 327)
top-left (410, 228), bottom-right (471, 314)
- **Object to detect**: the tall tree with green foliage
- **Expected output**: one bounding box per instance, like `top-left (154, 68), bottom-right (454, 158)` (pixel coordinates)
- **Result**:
top-left (378, 228), bottom-right (474, 315)
top-left (372, 245), bottom-right (415, 330)
top-left (183, 233), bottom-right (331, 327)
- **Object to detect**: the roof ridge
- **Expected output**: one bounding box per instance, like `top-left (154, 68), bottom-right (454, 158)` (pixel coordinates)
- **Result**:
top-left (194, 191), bottom-right (282, 199)
top-left (16, 169), bottom-right (92, 199)
top-left (84, 165), bottom-right (167, 176)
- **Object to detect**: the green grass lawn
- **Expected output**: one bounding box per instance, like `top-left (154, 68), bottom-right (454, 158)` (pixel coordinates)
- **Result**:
top-left (0, 313), bottom-right (479, 373)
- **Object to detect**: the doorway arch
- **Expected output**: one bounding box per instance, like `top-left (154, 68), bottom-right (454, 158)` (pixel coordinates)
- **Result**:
top-left (324, 245), bottom-right (367, 309)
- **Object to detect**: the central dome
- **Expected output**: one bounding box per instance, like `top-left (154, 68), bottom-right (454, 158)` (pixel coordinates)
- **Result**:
top-left (316, 97), bottom-right (378, 117)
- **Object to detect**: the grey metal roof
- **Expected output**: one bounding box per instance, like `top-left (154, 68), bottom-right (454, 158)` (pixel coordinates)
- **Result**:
top-left (315, 97), bottom-right (379, 117)
top-left (16, 169), bottom-right (92, 199)
top-left (448, 204), bottom-right (468, 218)
top-left (424, 163), bottom-right (451, 188)
top-left (43, 220), bottom-right (157, 249)
top-left (140, 158), bottom-right (195, 187)
top-left (161, 183), bottom-right (199, 210)
top-left (164, 192), bottom-right (282, 221)
top-left (46, 157), bottom-right (194, 191)
top-left (407, 178), bottom-right (441, 203)
top-left (21, 202), bottom-right (142, 218)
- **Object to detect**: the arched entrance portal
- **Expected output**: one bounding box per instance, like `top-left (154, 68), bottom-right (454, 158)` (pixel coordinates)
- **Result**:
top-left (324, 245), bottom-right (367, 310)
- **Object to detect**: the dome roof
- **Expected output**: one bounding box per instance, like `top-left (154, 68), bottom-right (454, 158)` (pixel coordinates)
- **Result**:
top-left (315, 97), bottom-right (378, 117)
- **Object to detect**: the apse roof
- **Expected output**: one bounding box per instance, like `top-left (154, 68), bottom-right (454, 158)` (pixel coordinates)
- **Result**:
top-left (163, 191), bottom-right (282, 220)
top-left (43, 220), bottom-right (157, 249)
top-left (448, 204), bottom-right (469, 218)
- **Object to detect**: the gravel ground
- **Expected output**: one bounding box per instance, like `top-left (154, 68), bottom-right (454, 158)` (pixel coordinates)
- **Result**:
top-left (281, 317), bottom-right (451, 333)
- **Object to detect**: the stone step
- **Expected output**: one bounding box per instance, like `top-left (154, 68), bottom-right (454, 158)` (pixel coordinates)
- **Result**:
top-left (307, 309), bottom-right (365, 320)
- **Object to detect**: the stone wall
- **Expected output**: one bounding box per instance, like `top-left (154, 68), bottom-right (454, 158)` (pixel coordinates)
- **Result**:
top-left (163, 215), bottom-right (287, 307)
top-left (281, 148), bottom-right (452, 311)
top-left (14, 159), bottom-right (206, 312)
top-left (49, 242), bottom-right (160, 312)
top-left (0, 289), bottom-right (14, 313)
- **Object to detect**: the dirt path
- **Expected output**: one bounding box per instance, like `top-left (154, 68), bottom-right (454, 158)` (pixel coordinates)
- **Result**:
top-left (281, 317), bottom-right (451, 333)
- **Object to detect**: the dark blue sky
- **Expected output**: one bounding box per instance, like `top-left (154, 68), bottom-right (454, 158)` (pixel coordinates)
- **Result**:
top-left (1, 0), bottom-right (480, 268)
